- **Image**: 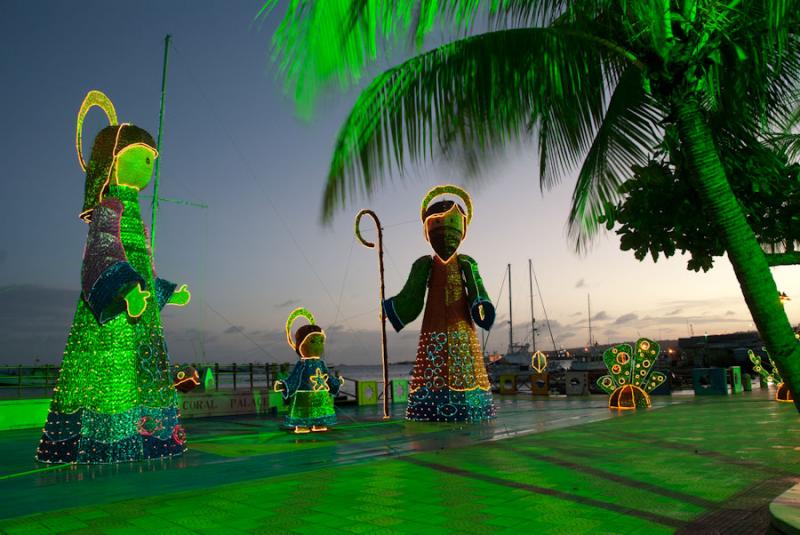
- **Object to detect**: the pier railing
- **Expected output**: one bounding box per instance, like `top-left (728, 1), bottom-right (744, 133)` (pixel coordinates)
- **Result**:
top-left (0, 363), bottom-right (383, 400)
top-left (0, 365), bottom-right (60, 398)
top-left (0, 363), bottom-right (697, 401)
top-left (0, 363), bottom-right (284, 399)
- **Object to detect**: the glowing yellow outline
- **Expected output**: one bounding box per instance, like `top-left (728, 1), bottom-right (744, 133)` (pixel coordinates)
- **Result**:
top-left (285, 307), bottom-right (316, 350)
top-left (113, 142), bottom-right (159, 191)
top-left (423, 204), bottom-right (468, 263)
top-left (298, 332), bottom-right (327, 359)
top-left (309, 368), bottom-right (330, 392)
top-left (166, 284), bottom-right (191, 307)
top-left (76, 90), bottom-right (118, 171)
top-left (79, 124), bottom-right (159, 223)
top-left (420, 184), bottom-right (473, 224)
top-left (608, 384), bottom-right (651, 410)
top-left (174, 372), bottom-right (200, 390)
top-left (531, 351), bottom-right (548, 374)
top-left (125, 285), bottom-right (150, 319)
top-left (776, 383), bottom-right (794, 403)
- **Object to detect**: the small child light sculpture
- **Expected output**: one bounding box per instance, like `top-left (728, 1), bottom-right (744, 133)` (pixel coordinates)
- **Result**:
top-left (276, 308), bottom-right (343, 433)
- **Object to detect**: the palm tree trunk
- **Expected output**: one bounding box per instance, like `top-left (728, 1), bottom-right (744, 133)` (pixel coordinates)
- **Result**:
top-left (675, 97), bottom-right (800, 412)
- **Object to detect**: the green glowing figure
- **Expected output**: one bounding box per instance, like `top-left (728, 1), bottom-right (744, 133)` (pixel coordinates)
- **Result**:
top-left (263, 2), bottom-right (800, 411)
top-left (36, 91), bottom-right (191, 464)
top-left (276, 308), bottom-right (343, 433)
top-left (749, 349), bottom-right (794, 403)
top-left (597, 338), bottom-right (666, 410)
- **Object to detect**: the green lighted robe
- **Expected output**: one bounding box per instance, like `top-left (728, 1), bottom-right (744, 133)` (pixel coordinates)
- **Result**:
top-left (36, 185), bottom-right (185, 464)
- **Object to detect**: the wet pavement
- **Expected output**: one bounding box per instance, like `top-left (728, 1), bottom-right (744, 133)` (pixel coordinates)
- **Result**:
top-left (0, 391), bottom-right (797, 533)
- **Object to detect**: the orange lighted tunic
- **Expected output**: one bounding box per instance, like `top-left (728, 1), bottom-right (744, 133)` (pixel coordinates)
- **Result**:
top-left (385, 254), bottom-right (495, 422)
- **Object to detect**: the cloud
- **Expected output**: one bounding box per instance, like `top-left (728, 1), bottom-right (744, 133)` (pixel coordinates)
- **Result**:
top-left (659, 297), bottom-right (742, 309)
top-left (570, 311), bottom-right (582, 317)
top-left (614, 313), bottom-right (639, 324)
top-left (725, 310), bottom-right (735, 316)
top-left (274, 299), bottom-right (300, 309)
top-left (223, 325), bottom-right (244, 334)
top-left (0, 249), bottom-right (6, 265)
top-left (592, 311), bottom-right (609, 321)
top-left (666, 308), bottom-right (682, 316)
top-left (575, 279), bottom-right (585, 288)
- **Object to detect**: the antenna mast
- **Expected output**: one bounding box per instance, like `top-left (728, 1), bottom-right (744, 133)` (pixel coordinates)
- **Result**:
top-left (150, 34), bottom-right (171, 255)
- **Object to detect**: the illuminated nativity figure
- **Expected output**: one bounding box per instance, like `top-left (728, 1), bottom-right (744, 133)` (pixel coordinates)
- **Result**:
top-left (36, 91), bottom-right (191, 464)
top-left (276, 308), bottom-right (343, 433)
top-left (383, 185), bottom-right (496, 422)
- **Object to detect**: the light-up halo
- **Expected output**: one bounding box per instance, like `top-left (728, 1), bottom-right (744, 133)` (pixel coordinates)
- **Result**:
top-left (76, 90), bottom-right (118, 171)
top-left (420, 184), bottom-right (473, 225)
top-left (285, 307), bottom-right (316, 350)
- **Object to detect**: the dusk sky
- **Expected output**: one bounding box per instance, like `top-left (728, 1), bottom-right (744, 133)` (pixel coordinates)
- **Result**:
top-left (1, 1), bottom-right (797, 366)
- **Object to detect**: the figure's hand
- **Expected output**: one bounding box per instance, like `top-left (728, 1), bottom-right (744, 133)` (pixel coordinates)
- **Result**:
top-left (337, 375), bottom-right (345, 387)
top-left (168, 284), bottom-right (191, 307)
top-left (124, 284), bottom-right (150, 318)
top-left (471, 299), bottom-right (495, 330)
top-left (273, 380), bottom-right (285, 392)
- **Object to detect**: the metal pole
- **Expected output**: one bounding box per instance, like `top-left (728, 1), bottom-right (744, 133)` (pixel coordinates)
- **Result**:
top-left (508, 263), bottom-right (513, 354)
top-left (150, 34), bottom-right (171, 255)
top-left (528, 259), bottom-right (536, 354)
top-left (355, 210), bottom-right (390, 419)
top-left (531, 260), bottom-right (558, 352)
top-left (588, 293), bottom-right (593, 347)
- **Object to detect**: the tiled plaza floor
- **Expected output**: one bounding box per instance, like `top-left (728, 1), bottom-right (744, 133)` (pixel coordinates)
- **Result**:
top-left (0, 391), bottom-right (797, 534)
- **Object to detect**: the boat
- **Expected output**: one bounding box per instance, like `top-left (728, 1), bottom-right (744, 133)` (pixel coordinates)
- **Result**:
top-left (486, 260), bottom-right (562, 388)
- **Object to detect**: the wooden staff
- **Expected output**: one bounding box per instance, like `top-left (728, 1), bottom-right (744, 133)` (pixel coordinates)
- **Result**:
top-left (355, 209), bottom-right (390, 419)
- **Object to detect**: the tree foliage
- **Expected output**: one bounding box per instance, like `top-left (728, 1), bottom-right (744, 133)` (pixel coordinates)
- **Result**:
top-left (602, 141), bottom-right (800, 272)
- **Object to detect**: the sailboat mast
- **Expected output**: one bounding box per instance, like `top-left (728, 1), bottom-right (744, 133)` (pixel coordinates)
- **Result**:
top-left (528, 259), bottom-right (535, 353)
top-left (588, 293), bottom-right (593, 347)
top-left (507, 263), bottom-right (513, 353)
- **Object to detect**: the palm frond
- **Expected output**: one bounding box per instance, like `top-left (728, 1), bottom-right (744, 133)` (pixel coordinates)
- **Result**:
top-left (260, 0), bottom-right (614, 112)
top-left (767, 133), bottom-right (800, 163)
top-left (713, 3), bottom-right (800, 128)
top-left (320, 26), bottom-right (624, 221)
top-left (567, 66), bottom-right (663, 251)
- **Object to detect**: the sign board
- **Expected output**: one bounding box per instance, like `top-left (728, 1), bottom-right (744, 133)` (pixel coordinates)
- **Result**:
top-left (179, 390), bottom-right (269, 418)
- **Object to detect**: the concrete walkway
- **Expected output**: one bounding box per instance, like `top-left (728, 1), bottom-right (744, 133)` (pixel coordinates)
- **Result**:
top-left (0, 391), bottom-right (797, 533)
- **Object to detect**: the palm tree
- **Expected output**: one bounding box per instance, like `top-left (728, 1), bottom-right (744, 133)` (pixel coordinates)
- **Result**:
top-left (262, 1), bottom-right (800, 410)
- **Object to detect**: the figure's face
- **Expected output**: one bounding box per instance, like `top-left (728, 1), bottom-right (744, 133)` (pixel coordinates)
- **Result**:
top-left (424, 205), bottom-right (466, 262)
top-left (299, 332), bottom-right (326, 359)
top-left (114, 144), bottom-right (157, 190)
